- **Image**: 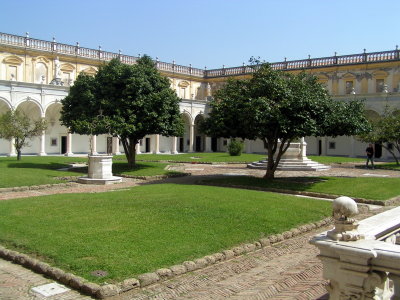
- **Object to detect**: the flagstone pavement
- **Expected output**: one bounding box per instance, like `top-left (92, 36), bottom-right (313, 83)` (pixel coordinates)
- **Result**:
top-left (0, 162), bottom-right (398, 300)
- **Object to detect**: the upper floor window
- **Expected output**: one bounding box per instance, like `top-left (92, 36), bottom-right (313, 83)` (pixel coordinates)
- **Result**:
top-left (376, 79), bottom-right (384, 93)
top-left (345, 81), bottom-right (354, 94)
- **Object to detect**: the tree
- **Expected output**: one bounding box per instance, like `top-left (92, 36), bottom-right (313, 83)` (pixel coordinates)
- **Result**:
top-left (0, 110), bottom-right (47, 160)
top-left (359, 107), bottom-right (400, 165)
top-left (61, 56), bottom-right (184, 167)
top-left (202, 63), bottom-right (370, 179)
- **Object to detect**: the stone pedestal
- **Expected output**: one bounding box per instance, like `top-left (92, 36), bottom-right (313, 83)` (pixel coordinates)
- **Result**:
top-left (78, 155), bottom-right (122, 185)
top-left (247, 141), bottom-right (330, 171)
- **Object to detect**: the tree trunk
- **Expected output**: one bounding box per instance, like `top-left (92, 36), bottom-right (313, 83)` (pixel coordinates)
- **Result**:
top-left (122, 137), bottom-right (137, 168)
top-left (382, 145), bottom-right (399, 165)
top-left (17, 150), bottom-right (21, 161)
top-left (264, 139), bottom-right (276, 179)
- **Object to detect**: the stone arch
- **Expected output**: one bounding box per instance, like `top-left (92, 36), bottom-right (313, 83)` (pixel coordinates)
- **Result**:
top-left (45, 102), bottom-right (66, 154)
top-left (15, 97), bottom-right (44, 116)
top-left (0, 98), bottom-right (13, 155)
top-left (365, 109), bottom-right (381, 122)
top-left (81, 66), bottom-right (97, 76)
top-left (180, 112), bottom-right (192, 152)
top-left (194, 113), bottom-right (205, 152)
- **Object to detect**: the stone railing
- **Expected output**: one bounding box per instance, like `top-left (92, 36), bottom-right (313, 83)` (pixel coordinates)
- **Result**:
top-left (310, 200), bottom-right (400, 299)
top-left (1, 32), bottom-right (399, 79)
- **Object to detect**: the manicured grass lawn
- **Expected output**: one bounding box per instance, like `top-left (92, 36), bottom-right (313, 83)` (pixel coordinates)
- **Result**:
top-left (202, 176), bottom-right (400, 201)
top-left (0, 156), bottom-right (181, 188)
top-left (119, 152), bottom-right (267, 163)
top-left (112, 161), bottom-right (179, 176)
top-left (376, 162), bottom-right (400, 170)
top-left (0, 184), bottom-right (331, 283)
top-left (0, 156), bottom-right (87, 188)
top-left (308, 155), bottom-right (365, 164)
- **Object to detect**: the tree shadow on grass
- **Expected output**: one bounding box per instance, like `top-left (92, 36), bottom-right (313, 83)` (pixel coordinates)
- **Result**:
top-left (197, 175), bottom-right (328, 192)
top-left (5, 162), bottom-right (72, 170)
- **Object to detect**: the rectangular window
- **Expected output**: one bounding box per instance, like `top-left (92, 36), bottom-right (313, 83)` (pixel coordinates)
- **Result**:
top-left (329, 142), bottom-right (336, 149)
top-left (50, 138), bottom-right (57, 146)
top-left (376, 79), bottom-right (384, 93)
top-left (345, 81), bottom-right (353, 94)
top-left (223, 140), bottom-right (228, 146)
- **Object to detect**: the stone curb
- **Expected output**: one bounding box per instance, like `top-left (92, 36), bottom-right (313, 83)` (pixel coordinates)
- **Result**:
top-left (0, 181), bottom-right (79, 194)
top-left (199, 182), bottom-right (398, 206)
top-left (114, 158), bottom-right (252, 165)
top-left (116, 172), bottom-right (191, 180)
top-left (0, 216), bottom-right (333, 299)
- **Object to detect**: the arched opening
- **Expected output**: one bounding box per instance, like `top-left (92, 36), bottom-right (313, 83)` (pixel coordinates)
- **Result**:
top-left (194, 114), bottom-right (205, 152)
top-left (181, 113), bottom-right (192, 153)
top-left (45, 103), bottom-right (66, 154)
top-left (0, 99), bottom-right (12, 155)
top-left (15, 100), bottom-right (42, 154)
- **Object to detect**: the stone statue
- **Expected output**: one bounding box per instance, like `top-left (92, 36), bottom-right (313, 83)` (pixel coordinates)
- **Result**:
top-left (10, 74), bottom-right (16, 81)
top-left (54, 57), bottom-right (61, 79)
top-left (206, 83), bottom-right (212, 97)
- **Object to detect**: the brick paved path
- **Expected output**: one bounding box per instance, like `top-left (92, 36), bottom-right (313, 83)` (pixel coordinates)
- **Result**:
top-left (0, 162), bottom-right (396, 299)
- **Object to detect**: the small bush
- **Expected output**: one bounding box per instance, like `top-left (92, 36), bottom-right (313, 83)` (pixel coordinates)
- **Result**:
top-left (228, 139), bottom-right (243, 156)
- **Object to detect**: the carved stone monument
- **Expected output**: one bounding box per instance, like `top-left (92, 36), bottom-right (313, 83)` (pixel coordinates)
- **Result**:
top-left (78, 155), bottom-right (122, 185)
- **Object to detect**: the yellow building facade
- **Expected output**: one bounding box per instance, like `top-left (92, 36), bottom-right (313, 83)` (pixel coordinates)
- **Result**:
top-left (0, 32), bottom-right (399, 158)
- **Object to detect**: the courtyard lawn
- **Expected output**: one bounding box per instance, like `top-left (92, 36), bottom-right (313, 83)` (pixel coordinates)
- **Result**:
top-left (0, 184), bottom-right (331, 283)
top-left (375, 162), bottom-right (400, 170)
top-left (0, 156), bottom-right (87, 188)
top-left (202, 176), bottom-right (400, 201)
top-left (112, 161), bottom-right (180, 176)
top-left (118, 152), bottom-right (267, 163)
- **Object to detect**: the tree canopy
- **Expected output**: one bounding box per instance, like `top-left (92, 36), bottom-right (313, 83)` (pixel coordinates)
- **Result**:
top-left (202, 63), bottom-right (370, 178)
top-left (0, 110), bottom-right (47, 160)
top-left (359, 106), bottom-right (400, 164)
top-left (61, 56), bottom-right (184, 167)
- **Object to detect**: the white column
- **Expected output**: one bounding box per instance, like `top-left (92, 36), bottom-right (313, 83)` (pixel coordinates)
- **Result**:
top-left (321, 137), bottom-right (327, 156)
top-left (205, 137), bottom-right (212, 152)
top-left (153, 134), bottom-right (160, 154)
top-left (245, 139), bottom-right (252, 154)
top-left (300, 137), bottom-right (307, 160)
top-left (66, 132), bottom-right (74, 156)
top-left (188, 124), bottom-right (194, 152)
top-left (91, 135), bottom-right (98, 155)
top-left (8, 137), bottom-right (17, 157)
top-left (112, 137), bottom-right (121, 155)
top-left (39, 130), bottom-right (47, 156)
top-left (347, 136), bottom-right (355, 157)
top-left (172, 136), bottom-right (178, 154)
top-left (136, 140), bottom-right (141, 154)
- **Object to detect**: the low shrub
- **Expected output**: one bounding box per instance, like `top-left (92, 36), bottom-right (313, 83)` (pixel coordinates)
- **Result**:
top-left (228, 139), bottom-right (244, 156)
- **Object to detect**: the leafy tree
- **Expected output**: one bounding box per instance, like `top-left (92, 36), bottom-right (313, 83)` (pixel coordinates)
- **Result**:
top-left (359, 107), bottom-right (400, 165)
top-left (61, 56), bottom-right (184, 167)
top-left (0, 110), bottom-right (47, 160)
top-left (202, 63), bottom-right (370, 179)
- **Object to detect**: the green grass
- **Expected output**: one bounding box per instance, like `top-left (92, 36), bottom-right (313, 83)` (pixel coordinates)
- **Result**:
top-left (119, 152), bottom-right (267, 163)
top-left (308, 155), bottom-right (365, 164)
top-left (202, 176), bottom-right (400, 201)
top-left (0, 156), bottom-right (87, 188)
top-left (112, 161), bottom-right (179, 176)
top-left (375, 162), bottom-right (400, 170)
top-left (0, 184), bottom-right (330, 283)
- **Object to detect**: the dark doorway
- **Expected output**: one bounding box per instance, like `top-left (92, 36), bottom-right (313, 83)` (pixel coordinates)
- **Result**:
top-left (211, 137), bottom-right (217, 152)
top-left (107, 137), bottom-right (113, 154)
top-left (374, 143), bottom-right (382, 158)
top-left (318, 140), bottom-right (322, 156)
top-left (61, 136), bottom-right (67, 154)
top-left (195, 136), bottom-right (202, 152)
top-left (145, 138), bottom-right (151, 153)
top-left (179, 137), bottom-right (184, 152)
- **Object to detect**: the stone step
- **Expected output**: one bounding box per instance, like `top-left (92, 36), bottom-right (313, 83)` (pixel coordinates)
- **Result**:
top-left (247, 159), bottom-right (331, 171)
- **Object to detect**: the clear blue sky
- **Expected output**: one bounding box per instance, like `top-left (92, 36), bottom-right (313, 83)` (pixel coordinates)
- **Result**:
top-left (1, 0), bottom-right (399, 69)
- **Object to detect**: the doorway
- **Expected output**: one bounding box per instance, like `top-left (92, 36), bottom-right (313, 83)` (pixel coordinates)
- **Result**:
top-left (61, 136), bottom-right (67, 154)
top-left (145, 138), bottom-right (151, 153)
top-left (211, 137), bottom-right (217, 152)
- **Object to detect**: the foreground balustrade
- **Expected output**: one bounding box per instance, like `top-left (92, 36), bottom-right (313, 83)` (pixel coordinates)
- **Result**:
top-left (310, 197), bottom-right (400, 299)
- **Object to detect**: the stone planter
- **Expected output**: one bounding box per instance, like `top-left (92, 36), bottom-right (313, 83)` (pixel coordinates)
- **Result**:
top-left (78, 155), bottom-right (122, 185)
